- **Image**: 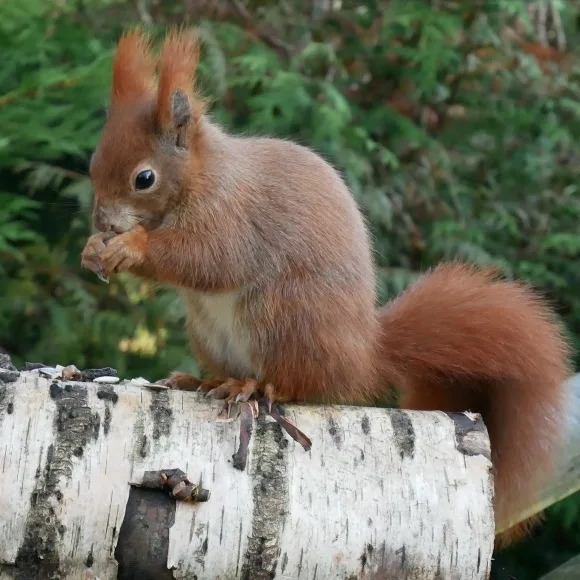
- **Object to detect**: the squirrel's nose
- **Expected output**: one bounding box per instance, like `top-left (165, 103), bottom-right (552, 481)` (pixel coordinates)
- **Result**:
top-left (93, 204), bottom-right (134, 234)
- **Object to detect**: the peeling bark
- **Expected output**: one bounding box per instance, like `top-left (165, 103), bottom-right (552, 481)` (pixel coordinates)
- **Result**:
top-left (0, 372), bottom-right (495, 579)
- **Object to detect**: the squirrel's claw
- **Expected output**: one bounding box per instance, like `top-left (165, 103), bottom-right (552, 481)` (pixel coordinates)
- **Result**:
top-left (203, 378), bottom-right (258, 404)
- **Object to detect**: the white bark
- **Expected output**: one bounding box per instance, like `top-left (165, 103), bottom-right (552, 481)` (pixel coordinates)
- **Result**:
top-left (0, 371), bottom-right (494, 580)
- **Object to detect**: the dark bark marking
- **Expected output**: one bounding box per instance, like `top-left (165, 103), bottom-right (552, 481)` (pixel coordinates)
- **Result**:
top-left (139, 435), bottom-right (148, 458)
top-left (149, 390), bottom-right (173, 441)
top-left (130, 407), bottom-right (146, 473)
top-left (96, 389), bottom-right (118, 404)
top-left (241, 414), bottom-right (290, 580)
top-left (447, 412), bottom-right (491, 460)
top-left (13, 380), bottom-right (100, 579)
top-left (327, 416), bottom-right (344, 449)
top-left (361, 415), bottom-right (371, 436)
top-left (360, 549), bottom-right (367, 572)
top-left (0, 379), bottom-right (15, 428)
top-left (115, 487), bottom-right (176, 580)
top-left (49, 383), bottom-right (62, 399)
top-left (389, 410), bottom-right (415, 460)
top-left (0, 369), bottom-right (20, 382)
top-left (103, 405), bottom-right (112, 436)
top-left (85, 545), bottom-right (94, 568)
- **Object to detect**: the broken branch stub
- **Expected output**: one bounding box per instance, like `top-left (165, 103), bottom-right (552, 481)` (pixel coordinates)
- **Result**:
top-left (132, 468), bottom-right (211, 502)
top-left (0, 371), bottom-right (495, 579)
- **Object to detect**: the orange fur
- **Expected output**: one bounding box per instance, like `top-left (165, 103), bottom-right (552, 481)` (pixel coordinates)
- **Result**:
top-left (156, 28), bottom-right (205, 129)
top-left (83, 28), bottom-right (574, 549)
top-left (111, 29), bottom-right (156, 105)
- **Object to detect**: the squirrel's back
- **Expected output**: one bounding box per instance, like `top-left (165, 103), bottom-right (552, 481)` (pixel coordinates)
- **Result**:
top-left (199, 124), bottom-right (375, 285)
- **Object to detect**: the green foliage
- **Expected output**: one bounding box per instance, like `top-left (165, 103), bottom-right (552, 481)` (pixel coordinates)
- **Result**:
top-left (0, 194), bottom-right (40, 257)
top-left (1, 1), bottom-right (580, 576)
top-left (0, 0), bottom-right (194, 377)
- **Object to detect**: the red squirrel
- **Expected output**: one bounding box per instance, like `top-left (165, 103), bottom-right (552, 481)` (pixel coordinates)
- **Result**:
top-left (81, 28), bottom-right (572, 544)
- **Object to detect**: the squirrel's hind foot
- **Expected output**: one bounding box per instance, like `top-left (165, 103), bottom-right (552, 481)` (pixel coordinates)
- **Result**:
top-left (164, 372), bottom-right (312, 454)
top-left (163, 373), bottom-right (272, 417)
top-left (203, 378), bottom-right (275, 421)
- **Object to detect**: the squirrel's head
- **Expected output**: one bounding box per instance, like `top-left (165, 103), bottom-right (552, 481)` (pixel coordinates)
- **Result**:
top-left (89, 28), bottom-right (205, 234)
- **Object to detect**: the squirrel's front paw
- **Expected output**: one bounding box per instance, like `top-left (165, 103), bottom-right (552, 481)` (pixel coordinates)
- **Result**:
top-left (81, 231), bottom-right (116, 274)
top-left (100, 225), bottom-right (147, 276)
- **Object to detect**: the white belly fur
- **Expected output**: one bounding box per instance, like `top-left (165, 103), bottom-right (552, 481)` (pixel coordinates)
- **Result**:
top-left (183, 289), bottom-right (255, 378)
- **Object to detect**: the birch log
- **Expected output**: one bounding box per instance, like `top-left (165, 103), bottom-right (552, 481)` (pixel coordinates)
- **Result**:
top-left (0, 371), bottom-right (495, 580)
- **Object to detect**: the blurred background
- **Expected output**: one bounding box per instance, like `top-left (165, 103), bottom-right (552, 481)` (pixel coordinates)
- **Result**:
top-left (1, 0), bottom-right (580, 577)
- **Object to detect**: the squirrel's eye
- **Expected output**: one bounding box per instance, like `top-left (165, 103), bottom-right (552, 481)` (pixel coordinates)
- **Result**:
top-left (135, 169), bottom-right (155, 190)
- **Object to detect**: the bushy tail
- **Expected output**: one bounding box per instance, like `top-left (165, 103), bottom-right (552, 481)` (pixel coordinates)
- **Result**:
top-left (378, 262), bottom-right (572, 542)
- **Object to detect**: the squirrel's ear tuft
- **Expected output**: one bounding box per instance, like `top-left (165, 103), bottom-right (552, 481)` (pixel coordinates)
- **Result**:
top-left (112, 28), bottom-right (155, 105)
top-left (156, 28), bottom-right (204, 145)
top-left (171, 89), bottom-right (192, 147)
